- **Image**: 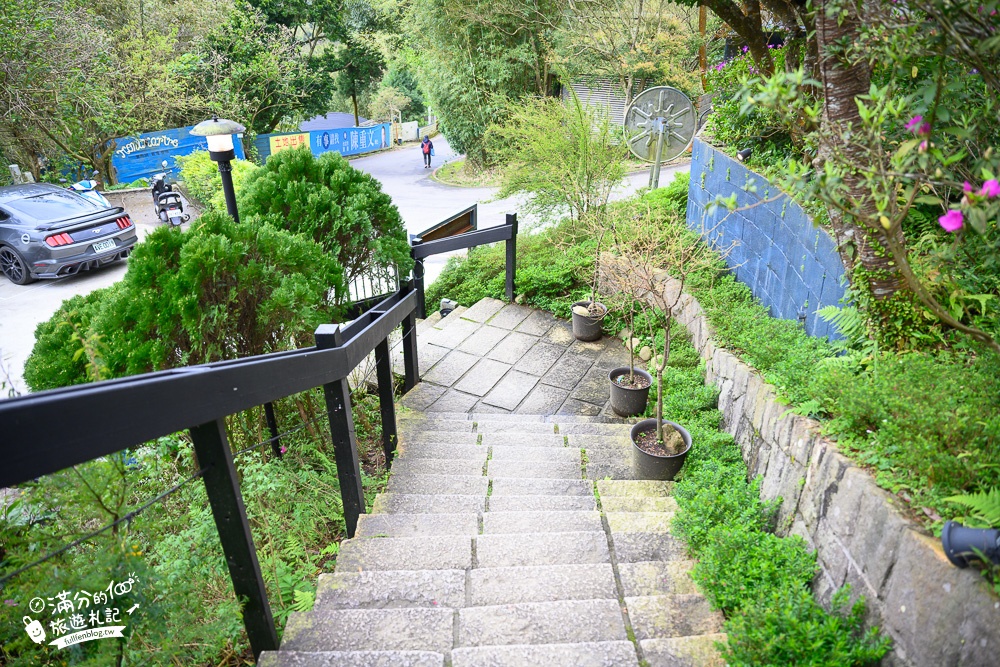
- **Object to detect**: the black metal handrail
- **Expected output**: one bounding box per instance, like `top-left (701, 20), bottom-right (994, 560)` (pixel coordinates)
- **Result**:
top-left (411, 212), bottom-right (518, 318)
top-left (0, 283), bottom-right (420, 660)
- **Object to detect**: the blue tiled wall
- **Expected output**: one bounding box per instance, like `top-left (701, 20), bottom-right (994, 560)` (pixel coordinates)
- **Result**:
top-left (686, 139), bottom-right (846, 340)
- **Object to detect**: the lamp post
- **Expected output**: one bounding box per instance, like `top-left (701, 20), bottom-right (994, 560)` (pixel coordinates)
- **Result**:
top-left (191, 116), bottom-right (245, 223)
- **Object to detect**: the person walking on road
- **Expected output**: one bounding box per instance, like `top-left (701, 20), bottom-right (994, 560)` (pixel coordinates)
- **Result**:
top-left (421, 136), bottom-right (434, 169)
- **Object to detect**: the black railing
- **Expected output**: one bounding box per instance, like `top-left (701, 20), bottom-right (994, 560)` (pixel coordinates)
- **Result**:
top-left (0, 284), bottom-right (419, 660)
top-left (411, 212), bottom-right (518, 318)
top-left (0, 211), bottom-right (520, 662)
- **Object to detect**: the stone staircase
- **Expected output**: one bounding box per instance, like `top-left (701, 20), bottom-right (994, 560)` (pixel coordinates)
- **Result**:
top-left (259, 413), bottom-right (726, 667)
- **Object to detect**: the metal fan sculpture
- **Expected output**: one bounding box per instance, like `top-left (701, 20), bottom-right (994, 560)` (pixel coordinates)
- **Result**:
top-left (624, 86), bottom-right (696, 188)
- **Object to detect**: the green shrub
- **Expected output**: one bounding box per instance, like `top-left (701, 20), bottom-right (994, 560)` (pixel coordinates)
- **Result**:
top-left (237, 146), bottom-right (413, 295)
top-left (722, 586), bottom-right (891, 667)
top-left (24, 291), bottom-right (106, 390)
top-left (25, 211), bottom-right (340, 389)
top-left (176, 149), bottom-right (257, 210)
top-left (644, 172), bottom-right (691, 217)
top-left (692, 525), bottom-right (817, 614)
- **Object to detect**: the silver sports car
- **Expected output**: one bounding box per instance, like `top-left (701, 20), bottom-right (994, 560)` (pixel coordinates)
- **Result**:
top-left (0, 183), bottom-right (138, 285)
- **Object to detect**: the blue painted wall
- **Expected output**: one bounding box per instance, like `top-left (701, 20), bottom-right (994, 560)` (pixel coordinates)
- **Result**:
top-left (110, 126), bottom-right (246, 184)
top-left (254, 124), bottom-right (392, 162)
top-left (685, 139), bottom-right (846, 339)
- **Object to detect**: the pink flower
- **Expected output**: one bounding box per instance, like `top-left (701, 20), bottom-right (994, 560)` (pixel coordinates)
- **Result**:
top-left (280, 446), bottom-right (287, 454)
top-left (918, 140), bottom-right (929, 153)
top-left (905, 115), bottom-right (923, 132)
top-left (938, 209), bottom-right (964, 232)
top-left (963, 181), bottom-right (974, 193)
top-left (980, 179), bottom-right (1000, 197)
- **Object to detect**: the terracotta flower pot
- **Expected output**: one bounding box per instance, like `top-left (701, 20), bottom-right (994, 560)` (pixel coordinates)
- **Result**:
top-left (572, 300), bottom-right (606, 341)
top-left (609, 367), bottom-right (652, 417)
top-left (629, 418), bottom-right (691, 481)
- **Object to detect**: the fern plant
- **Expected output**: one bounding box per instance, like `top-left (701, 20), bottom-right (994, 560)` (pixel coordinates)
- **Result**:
top-left (945, 488), bottom-right (1000, 527)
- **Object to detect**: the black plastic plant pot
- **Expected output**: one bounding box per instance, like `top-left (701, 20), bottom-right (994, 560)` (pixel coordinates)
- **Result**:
top-left (941, 520), bottom-right (1000, 568)
top-left (630, 418), bottom-right (692, 481)
top-left (609, 367), bottom-right (653, 418)
top-left (572, 300), bottom-right (606, 341)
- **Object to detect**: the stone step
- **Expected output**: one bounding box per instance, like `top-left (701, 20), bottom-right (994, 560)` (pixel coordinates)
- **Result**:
top-left (280, 608), bottom-right (454, 653)
top-left (372, 493), bottom-right (485, 514)
top-left (387, 474), bottom-right (488, 496)
top-left (467, 412), bottom-right (546, 423)
top-left (611, 531), bottom-right (686, 563)
top-left (488, 495), bottom-right (597, 512)
top-left (355, 512), bottom-right (479, 538)
top-left (559, 423), bottom-right (632, 435)
top-left (487, 460), bottom-right (580, 479)
top-left (397, 419), bottom-right (473, 433)
top-left (554, 414), bottom-right (628, 423)
top-left (625, 595), bottom-right (725, 640)
top-left (567, 434), bottom-right (632, 448)
top-left (476, 531), bottom-right (610, 567)
top-left (584, 461), bottom-right (632, 480)
top-left (457, 599), bottom-right (627, 647)
top-left (482, 510), bottom-right (602, 534)
top-left (468, 564), bottom-right (617, 606)
top-left (597, 480), bottom-right (674, 498)
top-left (396, 443), bottom-right (487, 461)
top-left (600, 496), bottom-right (678, 513)
top-left (417, 310), bottom-right (444, 332)
top-left (431, 305), bottom-right (470, 329)
top-left (640, 634), bottom-right (728, 667)
top-left (399, 411), bottom-right (472, 422)
top-left (399, 431), bottom-right (480, 445)
top-left (316, 570), bottom-right (466, 609)
top-left (390, 458), bottom-right (486, 477)
top-left (475, 421), bottom-right (558, 434)
top-left (452, 641), bottom-right (639, 667)
top-left (605, 511), bottom-right (674, 533)
top-left (259, 650), bottom-right (445, 667)
top-left (459, 297), bottom-right (506, 323)
top-left (489, 446), bottom-right (580, 463)
top-left (490, 478), bottom-right (593, 497)
top-left (479, 433), bottom-right (567, 447)
top-left (618, 561), bottom-right (699, 597)
top-left (336, 535), bottom-right (472, 571)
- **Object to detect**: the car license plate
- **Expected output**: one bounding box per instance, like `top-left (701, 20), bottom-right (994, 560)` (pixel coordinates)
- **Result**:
top-left (92, 239), bottom-right (116, 254)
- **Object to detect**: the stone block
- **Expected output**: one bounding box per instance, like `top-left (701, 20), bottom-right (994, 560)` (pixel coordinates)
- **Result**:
top-left (396, 443), bottom-right (487, 462)
top-left (462, 298), bottom-right (507, 323)
top-left (426, 390), bottom-right (479, 413)
top-left (454, 359), bottom-right (513, 396)
top-left (423, 350), bottom-right (480, 386)
top-left (487, 494), bottom-right (597, 512)
top-left (456, 325), bottom-right (509, 356)
top-left (355, 512), bottom-right (479, 538)
top-left (400, 383), bottom-right (446, 411)
top-left (561, 422), bottom-right (630, 436)
top-left (479, 433), bottom-right (565, 447)
top-left (881, 529), bottom-right (1000, 667)
top-left (542, 320), bottom-right (575, 346)
top-left (452, 641), bottom-right (638, 667)
top-left (390, 458), bottom-right (486, 477)
top-left (597, 480), bottom-right (673, 497)
top-left (482, 509), bottom-right (603, 534)
top-left (482, 370), bottom-right (539, 410)
top-left (606, 512), bottom-right (674, 533)
top-left (475, 531), bottom-right (611, 567)
top-left (316, 569), bottom-right (466, 609)
top-left (513, 342), bottom-right (565, 377)
top-left (416, 343), bottom-right (450, 375)
top-left (568, 338), bottom-right (608, 360)
top-left (468, 564), bottom-right (617, 606)
top-left (281, 608), bottom-right (454, 653)
top-left (489, 446), bottom-right (580, 463)
top-left (600, 496), bottom-right (677, 513)
top-left (259, 650), bottom-right (446, 667)
top-left (372, 493), bottom-right (485, 514)
top-left (612, 532), bottom-right (686, 563)
top-left (474, 421), bottom-right (556, 434)
top-left (422, 317), bottom-right (481, 349)
top-left (640, 634), bottom-right (728, 667)
top-left (516, 384), bottom-right (570, 415)
top-left (489, 477), bottom-right (593, 497)
top-left (399, 431), bottom-right (479, 445)
top-left (487, 304), bottom-right (533, 330)
top-left (516, 309), bottom-right (560, 336)
top-left (487, 331), bottom-right (539, 364)
top-left (457, 599), bottom-right (626, 646)
top-left (625, 595), bottom-right (724, 640)
top-left (487, 459), bottom-right (580, 479)
top-left (844, 483), bottom-right (908, 599)
top-left (387, 473), bottom-right (489, 496)
top-left (336, 535), bottom-right (473, 571)
top-left (618, 560), bottom-right (699, 597)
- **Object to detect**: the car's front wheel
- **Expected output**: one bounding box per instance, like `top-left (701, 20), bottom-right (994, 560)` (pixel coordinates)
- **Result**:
top-left (0, 245), bottom-right (36, 285)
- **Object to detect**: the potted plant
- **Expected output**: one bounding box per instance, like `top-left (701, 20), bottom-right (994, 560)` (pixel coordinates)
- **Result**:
top-left (608, 297), bottom-right (652, 417)
top-left (572, 228), bottom-right (608, 341)
top-left (604, 202), bottom-right (725, 479)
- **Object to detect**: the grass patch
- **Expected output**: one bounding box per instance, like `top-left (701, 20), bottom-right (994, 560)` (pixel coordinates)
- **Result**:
top-left (431, 158), bottom-right (500, 187)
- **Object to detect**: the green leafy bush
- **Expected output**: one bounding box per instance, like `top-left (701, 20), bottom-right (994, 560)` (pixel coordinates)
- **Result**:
top-left (237, 146), bottom-right (413, 295)
top-left (176, 149), bottom-right (258, 210)
top-left (25, 211), bottom-right (340, 389)
top-left (723, 586), bottom-right (892, 667)
top-left (24, 291), bottom-right (105, 390)
top-left (692, 525), bottom-right (816, 614)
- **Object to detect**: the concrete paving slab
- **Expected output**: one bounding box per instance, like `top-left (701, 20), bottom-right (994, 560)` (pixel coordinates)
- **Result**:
top-left (400, 383), bottom-right (446, 410)
top-left (515, 310), bottom-right (561, 337)
top-left (487, 303), bottom-right (534, 330)
top-left (456, 325), bottom-right (508, 356)
top-left (423, 350), bottom-right (480, 386)
top-left (513, 342), bottom-right (566, 377)
top-left (556, 398), bottom-right (603, 416)
top-left (541, 353), bottom-right (594, 388)
top-left (541, 320), bottom-right (575, 346)
top-left (481, 370), bottom-right (539, 410)
top-left (426, 389), bottom-right (479, 413)
top-left (454, 358), bottom-right (513, 396)
top-left (487, 331), bottom-right (538, 364)
top-left (597, 480), bottom-right (674, 497)
top-left (399, 431), bottom-right (479, 445)
top-left (396, 442), bottom-right (487, 461)
top-left (479, 433), bottom-right (566, 447)
top-left (600, 496), bottom-right (678, 513)
top-left (423, 317), bottom-right (481, 349)
top-left (461, 298), bottom-right (507, 323)
top-left (516, 384), bottom-right (570, 415)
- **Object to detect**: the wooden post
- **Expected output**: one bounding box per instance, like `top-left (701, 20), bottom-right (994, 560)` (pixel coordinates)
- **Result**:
top-left (189, 419), bottom-right (277, 660)
top-left (315, 325), bottom-right (366, 538)
top-left (263, 402), bottom-right (281, 457)
top-left (401, 280), bottom-right (420, 393)
top-left (699, 4), bottom-right (708, 90)
top-left (411, 237), bottom-right (426, 319)
top-left (375, 337), bottom-right (397, 468)
top-left (505, 213), bottom-right (518, 302)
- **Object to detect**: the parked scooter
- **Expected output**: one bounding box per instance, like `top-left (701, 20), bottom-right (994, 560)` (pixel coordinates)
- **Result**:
top-left (61, 170), bottom-right (112, 208)
top-left (150, 160), bottom-right (189, 227)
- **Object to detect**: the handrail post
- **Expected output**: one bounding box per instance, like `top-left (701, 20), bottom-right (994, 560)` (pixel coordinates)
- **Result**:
top-left (411, 236), bottom-right (427, 319)
top-left (263, 402), bottom-right (282, 457)
top-left (401, 279), bottom-right (420, 393)
top-left (189, 418), bottom-right (277, 660)
top-left (315, 324), bottom-right (366, 538)
top-left (375, 336), bottom-right (397, 468)
top-left (505, 212), bottom-right (518, 302)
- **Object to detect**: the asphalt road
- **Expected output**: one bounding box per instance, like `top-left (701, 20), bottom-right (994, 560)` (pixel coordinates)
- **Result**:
top-left (0, 138), bottom-right (686, 395)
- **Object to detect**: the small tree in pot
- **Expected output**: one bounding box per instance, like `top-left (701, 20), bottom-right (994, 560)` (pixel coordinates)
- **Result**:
top-left (572, 226), bottom-right (608, 341)
top-left (603, 202), bottom-right (725, 478)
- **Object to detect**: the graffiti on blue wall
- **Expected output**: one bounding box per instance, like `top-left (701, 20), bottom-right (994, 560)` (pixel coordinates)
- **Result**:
top-left (254, 124), bottom-right (391, 162)
top-left (110, 126), bottom-right (246, 184)
top-left (685, 139), bottom-right (846, 340)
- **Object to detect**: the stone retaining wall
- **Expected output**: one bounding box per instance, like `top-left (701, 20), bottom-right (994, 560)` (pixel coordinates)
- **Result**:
top-left (600, 272), bottom-right (1000, 666)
